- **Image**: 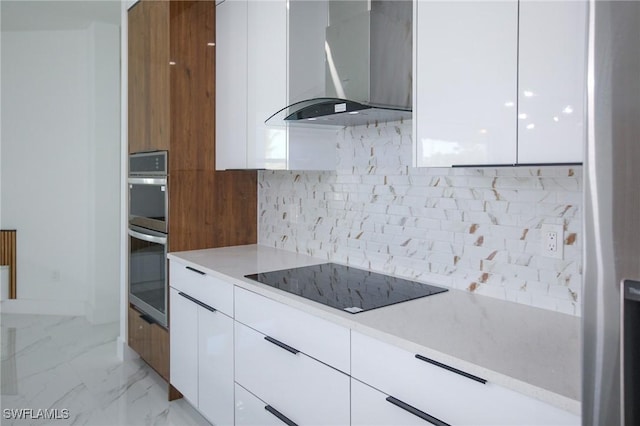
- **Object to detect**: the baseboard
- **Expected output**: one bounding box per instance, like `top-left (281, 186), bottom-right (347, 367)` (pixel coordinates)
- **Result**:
top-left (118, 335), bottom-right (137, 361)
top-left (85, 301), bottom-right (120, 325)
top-left (0, 299), bottom-right (86, 316)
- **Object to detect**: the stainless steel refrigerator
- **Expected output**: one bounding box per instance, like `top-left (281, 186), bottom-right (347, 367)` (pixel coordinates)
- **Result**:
top-left (583, 1), bottom-right (640, 425)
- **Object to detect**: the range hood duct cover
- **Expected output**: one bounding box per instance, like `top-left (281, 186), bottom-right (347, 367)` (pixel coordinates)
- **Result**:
top-left (267, 0), bottom-right (412, 127)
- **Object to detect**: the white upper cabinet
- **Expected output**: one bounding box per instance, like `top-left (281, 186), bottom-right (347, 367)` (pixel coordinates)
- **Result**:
top-left (517, 0), bottom-right (587, 164)
top-left (414, 0), bottom-right (518, 167)
top-left (216, 0), bottom-right (286, 170)
top-left (216, 0), bottom-right (337, 171)
top-left (414, 0), bottom-right (587, 167)
top-left (215, 0), bottom-right (248, 170)
top-left (246, 0), bottom-right (288, 170)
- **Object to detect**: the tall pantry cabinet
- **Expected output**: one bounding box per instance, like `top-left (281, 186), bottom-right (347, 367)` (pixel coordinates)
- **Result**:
top-left (127, 0), bottom-right (257, 394)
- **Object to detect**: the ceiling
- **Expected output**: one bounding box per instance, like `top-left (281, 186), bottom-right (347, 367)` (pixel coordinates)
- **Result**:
top-left (1, 0), bottom-right (120, 31)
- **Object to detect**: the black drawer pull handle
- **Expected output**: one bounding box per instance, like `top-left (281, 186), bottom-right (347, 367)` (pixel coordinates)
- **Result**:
top-left (185, 266), bottom-right (206, 275)
top-left (415, 354), bottom-right (487, 384)
top-left (265, 405), bottom-right (298, 426)
top-left (178, 292), bottom-right (217, 313)
top-left (386, 396), bottom-right (450, 426)
top-left (139, 313), bottom-right (157, 325)
top-left (264, 336), bottom-right (300, 355)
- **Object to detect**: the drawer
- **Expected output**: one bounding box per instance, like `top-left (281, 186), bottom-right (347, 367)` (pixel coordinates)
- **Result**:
top-left (169, 260), bottom-right (234, 317)
top-left (234, 287), bottom-right (349, 373)
top-left (351, 331), bottom-right (579, 426)
top-left (128, 305), bottom-right (169, 381)
top-left (352, 378), bottom-right (434, 426)
top-left (235, 383), bottom-right (285, 426)
top-left (235, 321), bottom-right (350, 426)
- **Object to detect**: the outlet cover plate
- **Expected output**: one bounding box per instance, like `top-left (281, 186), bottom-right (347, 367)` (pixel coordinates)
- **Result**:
top-left (541, 224), bottom-right (564, 259)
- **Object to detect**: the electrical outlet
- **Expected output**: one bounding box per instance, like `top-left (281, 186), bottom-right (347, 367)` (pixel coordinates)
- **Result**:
top-left (541, 224), bottom-right (564, 259)
top-left (52, 270), bottom-right (60, 282)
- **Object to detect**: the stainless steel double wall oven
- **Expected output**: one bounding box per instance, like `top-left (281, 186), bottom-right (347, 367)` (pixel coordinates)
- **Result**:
top-left (128, 151), bottom-right (168, 327)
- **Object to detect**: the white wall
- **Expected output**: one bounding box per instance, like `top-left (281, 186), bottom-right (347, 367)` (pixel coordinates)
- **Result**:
top-left (1, 24), bottom-right (120, 322)
top-left (0, 19), bottom-right (3, 228)
top-left (259, 121), bottom-right (583, 316)
top-left (86, 22), bottom-right (121, 324)
top-left (119, 1), bottom-right (129, 358)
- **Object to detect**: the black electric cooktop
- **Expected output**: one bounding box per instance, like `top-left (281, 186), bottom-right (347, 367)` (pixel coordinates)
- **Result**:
top-left (245, 263), bottom-right (448, 314)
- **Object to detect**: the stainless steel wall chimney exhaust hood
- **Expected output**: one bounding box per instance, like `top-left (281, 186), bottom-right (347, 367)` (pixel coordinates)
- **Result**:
top-left (266, 0), bottom-right (412, 128)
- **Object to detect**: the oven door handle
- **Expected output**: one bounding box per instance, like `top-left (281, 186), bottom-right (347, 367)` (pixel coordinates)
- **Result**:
top-left (128, 228), bottom-right (167, 245)
top-left (128, 177), bottom-right (167, 186)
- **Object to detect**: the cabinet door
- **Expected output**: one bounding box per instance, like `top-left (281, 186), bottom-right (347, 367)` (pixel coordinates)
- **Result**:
top-left (247, 0), bottom-right (287, 169)
top-left (414, 0), bottom-right (518, 167)
top-left (169, 288), bottom-right (198, 405)
top-left (352, 331), bottom-right (579, 426)
top-left (128, 306), bottom-right (169, 381)
top-left (235, 321), bottom-right (350, 425)
top-left (517, 0), bottom-right (587, 164)
top-left (198, 308), bottom-right (234, 426)
top-left (128, 0), bottom-right (170, 154)
top-left (215, 0), bottom-right (248, 170)
top-left (352, 379), bottom-right (432, 426)
top-left (235, 383), bottom-right (285, 426)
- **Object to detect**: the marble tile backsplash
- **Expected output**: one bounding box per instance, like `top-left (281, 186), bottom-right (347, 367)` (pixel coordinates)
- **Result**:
top-left (258, 121), bottom-right (582, 316)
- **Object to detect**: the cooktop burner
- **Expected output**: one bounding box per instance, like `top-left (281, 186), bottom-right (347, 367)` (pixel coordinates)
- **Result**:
top-left (245, 263), bottom-right (448, 314)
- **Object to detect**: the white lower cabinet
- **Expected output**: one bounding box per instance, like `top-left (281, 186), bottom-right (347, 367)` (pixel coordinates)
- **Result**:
top-left (198, 307), bottom-right (234, 426)
top-left (234, 287), bottom-right (350, 373)
top-left (234, 384), bottom-right (282, 426)
top-left (234, 320), bottom-right (350, 426)
top-left (168, 258), bottom-right (579, 426)
top-left (351, 331), bottom-right (579, 426)
top-left (169, 287), bottom-right (198, 405)
top-left (169, 285), bottom-right (234, 426)
top-left (351, 378), bottom-right (431, 426)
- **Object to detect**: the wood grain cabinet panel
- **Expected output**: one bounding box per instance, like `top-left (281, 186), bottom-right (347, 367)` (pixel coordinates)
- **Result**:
top-left (149, 321), bottom-right (170, 381)
top-left (128, 0), bottom-right (170, 154)
top-left (168, 170), bottom-right (257, 252)
top-left (128, 306), bottom-right (169, 382)
top-left (169, 1), bottom-right (216, 172)
top-left (128, 306), bottom-right (150, 358)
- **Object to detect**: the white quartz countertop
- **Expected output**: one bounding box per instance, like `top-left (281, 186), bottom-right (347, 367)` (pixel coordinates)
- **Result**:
top-left (168, 244), bottom-right (581, 414)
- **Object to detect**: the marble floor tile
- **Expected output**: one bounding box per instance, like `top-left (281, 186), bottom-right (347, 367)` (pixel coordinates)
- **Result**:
top-left (1, 313), bottom-right (210, 426)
